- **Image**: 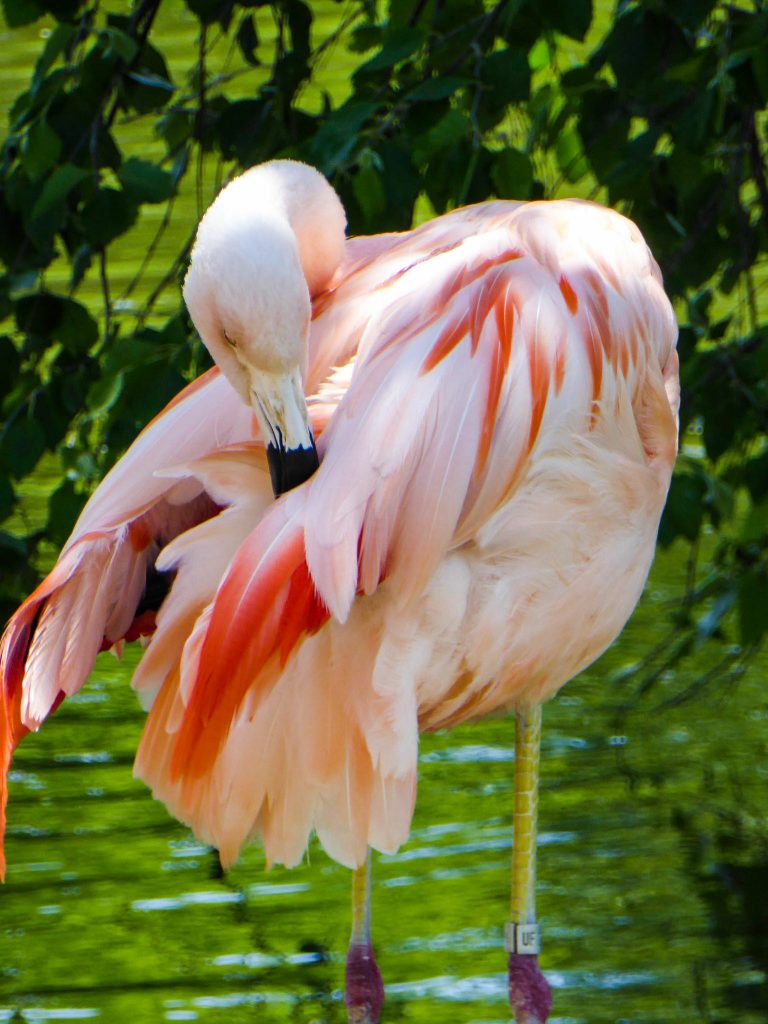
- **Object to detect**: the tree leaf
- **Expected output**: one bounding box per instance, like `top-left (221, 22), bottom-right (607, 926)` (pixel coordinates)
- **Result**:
top-left (310, 102), bottom-right (376, 173)
top-left (81, 188), bottom-right (139, 248)
top-left (481, 48), bottom-right (530, 107)
top-left (407, 77), bottom-right (468, 102)
top-left (118, 157), bottom-right (176, 204)
top-left (32, 20), bottom-right (75, 84)
top-left (21, 117), bottom-right (62, 180)
top-left (1, 415), bottom-right (46, 478)
top-left (739, 569), bottom-right (768, 646)
top-left (1, 0), bottom-right (44, 27)
top-left (0, 336), bottom-right (21, 400)
top-left (47, 478), bottom-right (85, 547)
top-left (491, 148), bottom-right (532, 199)
top-left (26, 163), bottom-right (89, 246)
top-left (87, 370), bottom-right (125, 415)
top-left (236, 12), bottom-right (260, 66)
top-left (56, 298), bottom-right (99, 353)
top-left (356, 27), bottom-right (423, 73)
top-left (542, 0), bottom-right (592, 41)
top-left (555, 126), bottom-right (589, 182)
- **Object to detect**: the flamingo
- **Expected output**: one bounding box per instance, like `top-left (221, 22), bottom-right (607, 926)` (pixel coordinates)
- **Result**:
top-left (0, 159), bottom-right (679, 1024)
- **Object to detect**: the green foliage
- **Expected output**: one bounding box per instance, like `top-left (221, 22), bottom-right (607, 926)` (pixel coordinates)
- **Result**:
top-left (0, 0), bottom-right (766, 678)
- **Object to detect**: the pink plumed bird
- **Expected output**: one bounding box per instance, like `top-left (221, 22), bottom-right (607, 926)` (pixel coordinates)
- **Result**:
top-left (0, 160), bottom-right (679, 1024)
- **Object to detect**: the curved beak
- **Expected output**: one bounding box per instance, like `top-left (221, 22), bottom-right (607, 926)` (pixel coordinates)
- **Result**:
top-left (247, 365), bottom-right (319, 497)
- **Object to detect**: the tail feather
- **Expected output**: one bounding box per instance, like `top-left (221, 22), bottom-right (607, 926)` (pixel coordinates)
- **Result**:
top-left (167, 499), bottom-right (331, 784)
top-left (135, 494), bottom-right (419, 870)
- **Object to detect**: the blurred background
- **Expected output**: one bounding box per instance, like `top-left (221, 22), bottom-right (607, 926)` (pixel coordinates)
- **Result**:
top-left (0, 1), bottom-right (767, 1021)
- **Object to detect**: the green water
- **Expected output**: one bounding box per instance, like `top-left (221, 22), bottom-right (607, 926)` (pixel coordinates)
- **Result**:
top-left (2, 4), bottom-right (768, 1023)
top-left (3, 542), bottom-right (768, 1024)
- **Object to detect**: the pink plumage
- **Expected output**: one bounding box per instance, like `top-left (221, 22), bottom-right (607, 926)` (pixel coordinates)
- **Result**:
top-left (0, 184), bottom-right (678, 886)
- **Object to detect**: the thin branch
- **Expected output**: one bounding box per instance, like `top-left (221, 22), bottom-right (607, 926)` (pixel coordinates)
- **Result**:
top-left (98, 250), bottom-right (112, 346)
top-left (137, 226), bottom-right (197, 326)
top-left (120, 192), bottom-right (179, 302)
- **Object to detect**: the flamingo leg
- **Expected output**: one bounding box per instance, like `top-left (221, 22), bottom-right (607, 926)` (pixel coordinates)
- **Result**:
top-left (345, 848), bottom-right (384, 1023)
top-left (507, 705), bottom-right (553, 1024)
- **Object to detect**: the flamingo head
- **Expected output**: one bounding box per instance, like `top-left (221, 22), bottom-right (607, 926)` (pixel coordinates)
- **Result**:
top-left (183, 159), bottom-right (346, 495)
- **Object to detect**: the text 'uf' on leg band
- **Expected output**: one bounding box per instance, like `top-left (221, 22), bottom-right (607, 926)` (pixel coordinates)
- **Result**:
top-left (505, 922), bottom-right (542, 955)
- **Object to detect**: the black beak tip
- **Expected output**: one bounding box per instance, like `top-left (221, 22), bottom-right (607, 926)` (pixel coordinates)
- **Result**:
top-left (267, 439), bottom-right (320, 497)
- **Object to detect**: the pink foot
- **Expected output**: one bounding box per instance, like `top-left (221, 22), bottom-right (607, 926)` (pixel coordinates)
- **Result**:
top-left (509, 953), bottom-right (553, 1024)
top-left (345, 941), bottom-right (385, 1024)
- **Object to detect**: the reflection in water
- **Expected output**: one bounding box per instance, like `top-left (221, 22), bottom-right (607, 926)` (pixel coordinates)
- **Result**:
top-left (2, 548), bottom-right (767, 1024)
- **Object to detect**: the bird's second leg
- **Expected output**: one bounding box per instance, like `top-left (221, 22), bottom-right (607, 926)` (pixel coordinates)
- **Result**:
top-left (507, 704), bottom-right (552, 1024)
top-left (345, 848), bottom-right (384, 1024)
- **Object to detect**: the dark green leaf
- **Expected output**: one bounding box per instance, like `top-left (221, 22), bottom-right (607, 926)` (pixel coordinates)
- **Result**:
top-left (481, 48), bottom-right (530, 107)
top-left (739, 569), bottom-right (768, 646)
top-left (1, 0), bottom-right (44, 27)
top-left (216, 99), bottom-right (267, 162)
top-left (352, 165), bottom-right (386, 224)
top-left (0, 337), bottom-right (21, 400)
top-left (0, 477), bottom-right (14, 521)
top-left (286, 0), bottom-right (311, 60)
top-left (81, 188), bottom-right (139, 248)
top-left (236, 12), bottom-right (260, 65)
top-left (21, 118), bottom-right (62, 180)
top-left (541, 0), bottom-right (592, 41)
top-left (407, 77), bottom-right (468, 102)
top-left (118, 157), bottom-right (176, 204)
top-left (121, 43), bottom-right (175, 113)
top-left (15, 293), bottom-right (98, 354)
top-left (70, 244), bottom-right (93, 290)
top-left (310, 102), bottom-right (376, 174)
top-left (27, 164), bottom-right (89, 246)
top-left (491, 148), bottom-right (532, 199)
top-left (2, 415), bottom-right (46, 478)
top-left (349, 24), bottom-right (383, 53)
top-left (47, 478), bottom-right (85, 546)
top-left (15, 292), bottom-right (64, 337)
top-left (658, 472), bottom-right (706, 544)
top-left (87, 370), bottom-right (125, 416)
top-left (56, 298), bottom-right (99, 353)
top-left (32, 21), bottom-right (76, 83)
top-left (184, 0), bottom-right (233, 26)
top-left (100, 26), bottom-right (138, 63)
top-left (413, 109), bottom-right (469, 164)
top-left (357, 27), bottom-right (423, 73)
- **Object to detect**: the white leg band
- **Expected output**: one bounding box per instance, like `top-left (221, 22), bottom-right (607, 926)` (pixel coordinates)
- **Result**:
top-left (505, 922), bottom-right (541, 955)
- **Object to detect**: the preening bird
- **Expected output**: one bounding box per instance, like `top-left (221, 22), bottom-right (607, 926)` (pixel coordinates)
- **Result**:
top-left (0, 159), bottom-right (679, 1024)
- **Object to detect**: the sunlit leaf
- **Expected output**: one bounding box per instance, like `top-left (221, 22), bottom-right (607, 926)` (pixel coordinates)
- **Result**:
top-left (87, 371), bottom-right (125, 415)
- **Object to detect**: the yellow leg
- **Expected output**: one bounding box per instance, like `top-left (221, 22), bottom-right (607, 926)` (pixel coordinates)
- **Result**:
top-left (350, 849), bottom-right (373, 946)
top-left (345, 848), bottom-right (384, 1024)
top-left (508, 705), bottom-right (552, 1023)
top-left (510, 704), bottom-right (542, 937)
